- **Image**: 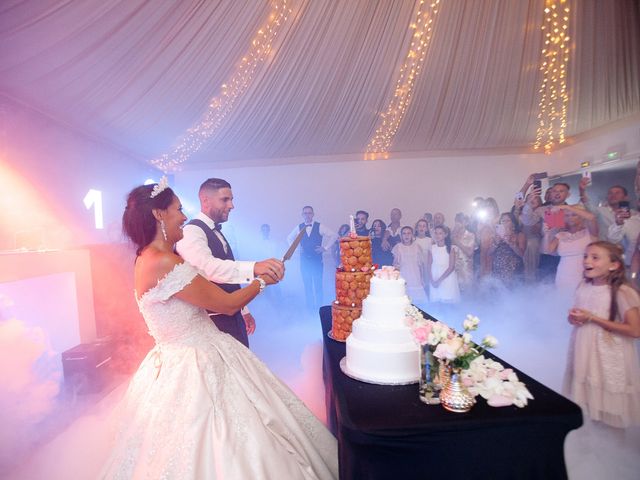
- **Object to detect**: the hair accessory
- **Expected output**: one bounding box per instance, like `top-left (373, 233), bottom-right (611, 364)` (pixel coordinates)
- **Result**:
top-left (150, 176), bottom-right (170, 199)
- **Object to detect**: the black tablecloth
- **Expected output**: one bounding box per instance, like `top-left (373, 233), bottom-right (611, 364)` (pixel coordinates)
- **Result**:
top-left (320, 306), bottom-right (583, 480)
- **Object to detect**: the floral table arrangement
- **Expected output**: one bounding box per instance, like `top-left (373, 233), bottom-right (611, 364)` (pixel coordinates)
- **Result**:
top-left (406, 306), bottom-right (533, 412)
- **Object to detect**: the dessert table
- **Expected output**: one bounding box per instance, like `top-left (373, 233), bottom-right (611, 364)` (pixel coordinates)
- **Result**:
top-left (320, 306), bottom-right (583, 480)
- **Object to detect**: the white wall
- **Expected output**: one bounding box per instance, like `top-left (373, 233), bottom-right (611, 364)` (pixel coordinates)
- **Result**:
top-left (175, 153), bottom-right (542, 255)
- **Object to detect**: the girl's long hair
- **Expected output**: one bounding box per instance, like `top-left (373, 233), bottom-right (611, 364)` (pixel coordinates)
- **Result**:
top-left (434, 225), bottom-right (452, 254)
top-left (585, 241), bottom-right (627, 321)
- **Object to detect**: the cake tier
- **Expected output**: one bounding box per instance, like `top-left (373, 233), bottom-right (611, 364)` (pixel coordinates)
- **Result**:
top-left (331, 304), bottom-right (362, 341)
top-left (345, 334), bottom-right (419, 384)
top-left (350, 316), bottom-right (415, 344)
top-left (361, 295), bottom-right (410, 324)
top-left (335, 270), bottom-right (373, 307)
top-left (369, 275), bottom-right (407, 298)
top-left (339, 236), bottom-right (373, 272)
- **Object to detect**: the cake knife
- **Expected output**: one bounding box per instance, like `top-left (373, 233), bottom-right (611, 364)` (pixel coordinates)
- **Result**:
top-left (282, 228), bottom-right (306, 262)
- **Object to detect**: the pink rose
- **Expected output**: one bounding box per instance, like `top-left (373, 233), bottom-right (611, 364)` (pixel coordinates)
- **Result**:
top-left (413, 326), bottom-right (430, 344)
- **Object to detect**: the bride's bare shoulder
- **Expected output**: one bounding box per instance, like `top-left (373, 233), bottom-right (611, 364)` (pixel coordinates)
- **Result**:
top-left (135, 249), bottom-right (184, 291)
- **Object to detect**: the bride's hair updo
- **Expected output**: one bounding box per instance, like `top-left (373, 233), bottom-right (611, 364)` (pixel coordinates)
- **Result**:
top-left (122, 183), bottom-right (175, 255)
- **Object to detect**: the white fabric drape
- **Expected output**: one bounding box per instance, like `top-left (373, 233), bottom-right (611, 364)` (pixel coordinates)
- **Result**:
top-left (0, 0), bottom-right (638, 167)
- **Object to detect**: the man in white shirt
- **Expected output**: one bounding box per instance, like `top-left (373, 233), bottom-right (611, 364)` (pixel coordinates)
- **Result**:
top-left (176, 178), bottom-right (284, 347)
top-left (607, 204), bottom-right (640, 269)
top-left (287, 206), bottom-right (337, 312)
top-left (579, 180), bottom-right (633, 239)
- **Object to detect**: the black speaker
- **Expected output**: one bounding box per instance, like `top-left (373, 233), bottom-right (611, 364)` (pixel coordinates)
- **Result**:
top-left (62, 339), bottom-right (112, 394)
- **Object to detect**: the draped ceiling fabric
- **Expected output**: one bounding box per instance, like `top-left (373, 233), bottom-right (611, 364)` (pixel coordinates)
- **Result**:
top-left (1, 0), bottom-right (639, 169)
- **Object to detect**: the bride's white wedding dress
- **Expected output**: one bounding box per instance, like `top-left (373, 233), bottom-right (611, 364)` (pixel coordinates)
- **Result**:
top-left (100, 262), bottom-right (338, 479)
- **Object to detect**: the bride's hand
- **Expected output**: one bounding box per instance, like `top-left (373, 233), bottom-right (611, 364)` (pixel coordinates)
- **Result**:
top-left (257, 274), bottom-right (278, 286)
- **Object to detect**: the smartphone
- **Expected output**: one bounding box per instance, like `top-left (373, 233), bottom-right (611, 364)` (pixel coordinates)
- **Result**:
top-left (532, 172), bottom-right (548, 180)
top-left (582, 170), bottom-right (592, 186)
top-left (544, 209), bottom-right (565, 229)
top-left (533, 180), bottom-right (542, 190)
top-left (619, 200), bottom-right (630, 213)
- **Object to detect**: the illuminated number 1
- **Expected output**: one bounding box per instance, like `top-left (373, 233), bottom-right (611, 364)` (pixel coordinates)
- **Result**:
top-left (83, 189), bottom-right (104, 229)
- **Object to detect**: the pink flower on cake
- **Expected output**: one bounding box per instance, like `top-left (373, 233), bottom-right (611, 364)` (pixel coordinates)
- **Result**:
top-left (375, 266), bottom-right (400, 280)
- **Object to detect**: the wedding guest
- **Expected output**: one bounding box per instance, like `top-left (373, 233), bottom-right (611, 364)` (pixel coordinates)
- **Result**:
top-left (371, 219), bottom-right (394, 266)
top-left (490, 212), bottom-right (525, 286)
top-left (478, 197), bottom-right (500, 278)
top-left (433, 212), bottom-right (445, 229)
top-left (513, 192), bottom-right (543, 282)
top-left (428, 225), bottom-right (460, 303)
top-left (392, 226), bottom-right (427, 305)
top-left (287, 206), bottom-right (337, 312)
top-left (423, 212), bottom-right (434, 237)
top-left (563, 241), bottom-right (640, 429)
top-left (451, 213), bottom-right (475, 293)
top-left (521, 180), bottom-right (572, 281)
top-left (579, 180), bottom-right (635, 241)
top-left (414, 218), bottom-right (433, 297)
top-left (382, 207), bottom-right (403, 251)
top-left (607, 202), bottom-right (640, 272)
top-left (632, 231), bottom-right (640, 289)
top-left (105, 181), bottom-right (338, 478)
top-left (548, 205), bottom-right (597, 296)
top-left (355, 210), bottom-right (370, 236)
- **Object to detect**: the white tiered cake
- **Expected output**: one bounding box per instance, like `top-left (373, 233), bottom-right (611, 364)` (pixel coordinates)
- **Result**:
top-left (342, 268), bottom-right (420, 384)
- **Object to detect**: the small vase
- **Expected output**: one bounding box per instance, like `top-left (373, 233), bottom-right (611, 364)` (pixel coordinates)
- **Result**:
top-left (418, 345), bottom-right (441, 405)
top-left (440, 367), bottom-right (476, 413)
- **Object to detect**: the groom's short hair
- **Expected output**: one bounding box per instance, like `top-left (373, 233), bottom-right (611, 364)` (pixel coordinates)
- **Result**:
top-left (199, 178), bottom-right (231, 194)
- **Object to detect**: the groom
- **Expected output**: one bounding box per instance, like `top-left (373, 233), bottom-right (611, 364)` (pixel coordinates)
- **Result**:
top-left (176, 178), bottom-right (284, 347)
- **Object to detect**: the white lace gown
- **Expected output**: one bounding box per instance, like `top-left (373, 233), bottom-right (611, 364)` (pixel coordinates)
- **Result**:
top-left (100, 263), bottom-right (338, 479)
top-left (563, 282), bottom-right (640, 428)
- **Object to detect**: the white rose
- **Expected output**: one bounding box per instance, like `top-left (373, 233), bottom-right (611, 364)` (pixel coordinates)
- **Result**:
top-left (482, 335), bottom-right (499, 348)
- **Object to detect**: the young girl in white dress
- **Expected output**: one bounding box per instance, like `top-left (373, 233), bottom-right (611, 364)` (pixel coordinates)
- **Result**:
top-left (428, 225), bottom-right (460, 303)
top-left (563, 241), bottom-right (640, 428)
top-left (392, 226), bottom-right (428, 305)
top-left (414, 219), bottom-right (433, 298)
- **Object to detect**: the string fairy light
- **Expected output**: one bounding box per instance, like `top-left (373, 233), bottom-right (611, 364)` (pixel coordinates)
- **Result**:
top-left (364, 0), bottom-right (440, 160)
top-left (533, 0), bottom-right (570, 154)
top-left (151, 1), bottom-right (292, 172)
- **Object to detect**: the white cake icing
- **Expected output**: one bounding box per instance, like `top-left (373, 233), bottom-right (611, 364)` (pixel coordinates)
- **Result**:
top-left (344, 271), bottom-right (419, 384)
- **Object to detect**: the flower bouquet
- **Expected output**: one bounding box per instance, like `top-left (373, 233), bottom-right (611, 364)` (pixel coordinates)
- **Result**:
top-left (406, 308), bottom-right (533, 409)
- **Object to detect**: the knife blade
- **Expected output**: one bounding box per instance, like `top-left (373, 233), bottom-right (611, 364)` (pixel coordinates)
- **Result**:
top-left (283, 227), bottom-right (307, 261)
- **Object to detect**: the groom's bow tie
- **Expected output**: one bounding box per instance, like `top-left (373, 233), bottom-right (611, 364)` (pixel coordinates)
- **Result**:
top-left (213, 223), bottom-right (222, 232)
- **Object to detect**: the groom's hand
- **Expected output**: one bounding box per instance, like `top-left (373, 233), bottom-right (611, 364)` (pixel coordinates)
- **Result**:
top-left (255, 259), bottom-right (285, 282)
top-left (243, 312), bottom-right (256, 335)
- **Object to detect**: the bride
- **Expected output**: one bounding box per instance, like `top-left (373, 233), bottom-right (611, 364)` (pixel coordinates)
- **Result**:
top-left (100, 180), bottom-right (338, 478)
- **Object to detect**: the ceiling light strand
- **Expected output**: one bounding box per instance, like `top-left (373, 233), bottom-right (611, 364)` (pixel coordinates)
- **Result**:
top-left (365, 0), bottom-right (440, 160)
top-left (533, 0), bottom-right (570, 154)
top-left (151, 1), bottom-right (292, 172)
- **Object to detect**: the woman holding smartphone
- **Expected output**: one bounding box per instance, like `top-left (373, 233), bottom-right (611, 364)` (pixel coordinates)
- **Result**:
top-left (490, 212), bottom-right (526, 286)
top-left (548, 204), bottom-right (597, 297)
